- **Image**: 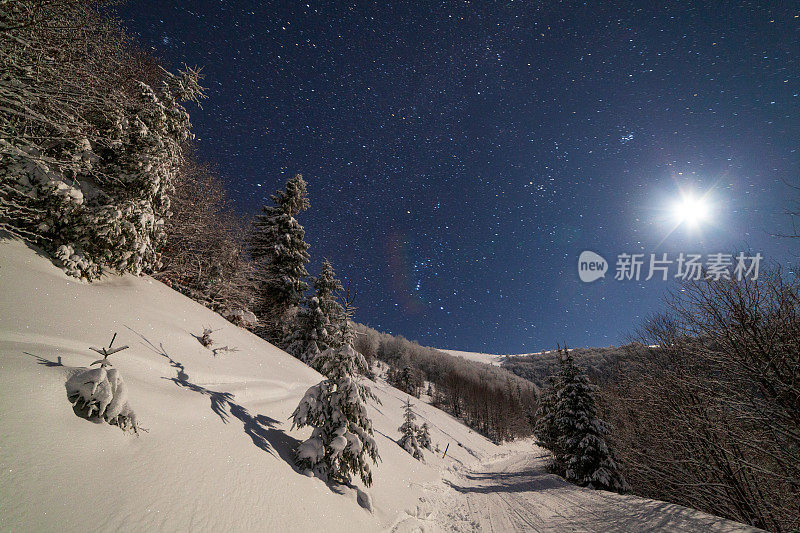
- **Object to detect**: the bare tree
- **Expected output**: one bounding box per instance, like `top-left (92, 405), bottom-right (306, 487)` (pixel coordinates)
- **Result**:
top-left (154, 157), bottom-right (256, 319)
top-left (603, 267), bottom-right (800, 531)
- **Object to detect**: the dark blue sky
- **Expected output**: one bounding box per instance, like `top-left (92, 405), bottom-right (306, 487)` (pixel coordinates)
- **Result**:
top-left (115, 1), bottom-right (799, 353)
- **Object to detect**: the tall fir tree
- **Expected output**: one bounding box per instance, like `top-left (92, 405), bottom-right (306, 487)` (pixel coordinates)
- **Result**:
top-left (533, 374), bottom-right (562, 464)
top-left (398, 398), bottom-right (424, 461)
top-left (553, 349), bottom-right (627, 492)
top-left (291, 302), bottom-right (380, 486)
top-left (249, 174), bottom-right (310, 345)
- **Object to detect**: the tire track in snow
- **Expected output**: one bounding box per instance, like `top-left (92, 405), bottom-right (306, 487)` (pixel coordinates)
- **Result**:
top-left (433, 449), bottom-right (763, 532)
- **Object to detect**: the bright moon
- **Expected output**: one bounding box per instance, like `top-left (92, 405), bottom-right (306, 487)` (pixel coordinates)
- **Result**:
top-left (672, 195), bottom-right (710, 227)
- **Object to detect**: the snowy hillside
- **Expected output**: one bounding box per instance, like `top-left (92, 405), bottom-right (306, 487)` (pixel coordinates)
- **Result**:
top-left (0, 240), bottom-right (759, 532)
top-left (0, 239), bottom-right (498, 532)
top-left (440, 349), bottom-right (542, 366)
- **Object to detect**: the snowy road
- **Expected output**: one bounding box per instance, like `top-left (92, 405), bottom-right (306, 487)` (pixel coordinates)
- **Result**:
top-left (433, 449), bottom-right (760, 532)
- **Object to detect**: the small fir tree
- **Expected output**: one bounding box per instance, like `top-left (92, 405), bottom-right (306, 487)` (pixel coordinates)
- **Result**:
top-left (418, 422), bottom-right (432, 450)
top-left (398, 398), bottom-right (424, 461)
top-left (291, 298), bottom-right (380, 486)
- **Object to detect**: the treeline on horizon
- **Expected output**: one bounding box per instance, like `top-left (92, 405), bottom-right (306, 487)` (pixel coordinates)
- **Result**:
top-left (353, 323), bottom-right (538, 443)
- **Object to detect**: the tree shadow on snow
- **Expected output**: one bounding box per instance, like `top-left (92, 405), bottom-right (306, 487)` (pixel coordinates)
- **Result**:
top-left (3, 233), bottom-right (66, 271)
top-left (374, 428), bottom-right (397, 444)
top-left (125, 326), bottom-right (302, 471)
top-left (25, 352), bottom-right (64, 367)
top-left (444, 475), bottom-right (564, 494)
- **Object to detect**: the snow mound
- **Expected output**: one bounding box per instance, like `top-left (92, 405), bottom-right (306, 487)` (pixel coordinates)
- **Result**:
top-left (65, 365), bottom-right (138, 432)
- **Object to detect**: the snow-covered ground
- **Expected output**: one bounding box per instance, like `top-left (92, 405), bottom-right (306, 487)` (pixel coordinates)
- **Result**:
top-left (0, 239), bottom-right (758, 532)
top-left (439, 349), bottom-right (509, 366)
top-left (0, 239), bottom-right (497, 532)
top-left (424, 447), bottom-right (760, 532)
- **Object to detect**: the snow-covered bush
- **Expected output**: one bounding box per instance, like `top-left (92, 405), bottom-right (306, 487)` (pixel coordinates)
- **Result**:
top-left (199, 328), bottom-right (214, 348)
top-left (291, 322), bottom-right (379, 486)
top-left (66, 363), bottom-right (139, 433)
top-left (398, 398), bottom-right (424, 461)
top-left (225, 309), bottom-right (258, 328)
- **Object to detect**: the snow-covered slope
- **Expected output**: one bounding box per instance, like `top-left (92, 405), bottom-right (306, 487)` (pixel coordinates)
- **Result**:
top-left (0, 240), bottom-right (760, 532)
top-left (0, 239), bottom-right (497, 532)
top-left (439, 349), bottom-right (541, 366)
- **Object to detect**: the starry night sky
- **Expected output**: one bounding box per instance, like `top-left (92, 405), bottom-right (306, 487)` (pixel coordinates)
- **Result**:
top-left (114, 1), bottom-right (799, 353)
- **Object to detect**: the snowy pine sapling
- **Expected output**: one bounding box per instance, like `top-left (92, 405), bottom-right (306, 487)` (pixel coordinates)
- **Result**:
top-left (418, 422), bottom-right (432, 451)
top-left (398, 398), bottom-right (424, 461)
top-left (66, 334), bottom-right (139, 433)
top-left (291, 302), bottom-right (380, 486)
top-left (552, 348), bottom-right (627, 492)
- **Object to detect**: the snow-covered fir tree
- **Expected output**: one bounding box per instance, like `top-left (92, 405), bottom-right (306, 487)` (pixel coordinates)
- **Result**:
top-left (313, 259), bottom-right (345, 348)
top-left (553, 349), bottom-right (627, 492)
top-left (285, 259), bottom-right (345, 361)
top-left (398, 398), bottom-right (424, 461)
top-left (533, 374), bottom-right (562, 460)
top-left (291, 312), bottom-right (380, 486)
top-left (418, 422), bottom-right (432, 451)
top-left (285, 295), bottom-right (326, 363)
top-left (249, 174), bottom-right (310, 345)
